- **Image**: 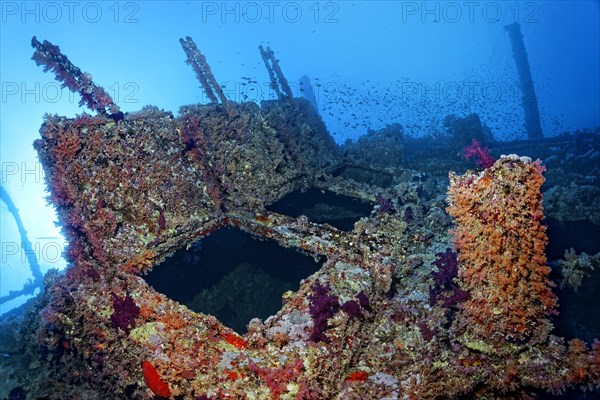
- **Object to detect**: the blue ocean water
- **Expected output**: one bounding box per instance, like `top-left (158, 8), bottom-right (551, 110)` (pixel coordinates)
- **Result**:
top-left (0, 2), bottom-right (599, 398)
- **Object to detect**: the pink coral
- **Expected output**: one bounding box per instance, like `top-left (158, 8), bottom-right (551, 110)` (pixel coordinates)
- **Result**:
top-left (249, 358), bottom-right (305, 399)
top-left (463, 138), bottom-right (495, 169)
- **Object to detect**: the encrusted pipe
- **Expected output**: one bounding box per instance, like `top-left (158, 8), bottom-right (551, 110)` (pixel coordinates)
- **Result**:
top-left (259, 45), bottom-right (293, 99)
top-left (505, 23), bottom-right (544, 140)
top-left (180, 36), bottom-right (229, 106)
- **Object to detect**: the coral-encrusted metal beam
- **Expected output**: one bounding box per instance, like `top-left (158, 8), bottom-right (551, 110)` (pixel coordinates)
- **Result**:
top-left (31, 36), bottom-right (121, 117)
top-left (504, 23), bottom-right (544, 140)
top-left (179, 36), bottom-right (229, 106)
top-left (259, 45), bottom-right (293, 99)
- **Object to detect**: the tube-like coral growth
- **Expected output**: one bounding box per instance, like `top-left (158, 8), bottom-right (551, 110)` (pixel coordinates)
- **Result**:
top-left (448, 155), bottom-right (557, 345)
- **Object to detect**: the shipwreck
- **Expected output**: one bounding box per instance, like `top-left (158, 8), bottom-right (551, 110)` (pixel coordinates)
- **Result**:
top-left (1, 36), bottom-right (598, 399)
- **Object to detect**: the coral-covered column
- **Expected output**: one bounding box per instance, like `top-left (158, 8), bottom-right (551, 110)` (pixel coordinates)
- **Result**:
top-left (447, 155), bottom-right (557, 346)
top-left (31, 36), bottom-right (120, 116)
top-left (505, 23), bottom-right (544, 140)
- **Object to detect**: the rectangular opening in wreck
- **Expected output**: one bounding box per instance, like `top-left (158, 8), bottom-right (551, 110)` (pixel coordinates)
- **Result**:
top-left (266, 188), bottom-right (373, 231)
top-left (143, 227), bottom-right (323, 334)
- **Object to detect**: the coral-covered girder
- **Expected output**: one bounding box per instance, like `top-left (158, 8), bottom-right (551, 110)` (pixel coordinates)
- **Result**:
top-left (179, 36), bottom-right (229, 106)
top-left (31, 36), bottom-right (120, 116)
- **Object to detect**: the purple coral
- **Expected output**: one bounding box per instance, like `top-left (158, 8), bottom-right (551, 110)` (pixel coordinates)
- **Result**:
top-left (308, 283), bottom-right (340, 343)
top-left (439, 287), bottom-right (470, 308)
top-left (432, 248), bottom-right (458, 288)
top-left (376, 194), bottom-right (395, 214)
top-left (430, 248), bottom-right (469, 307)
top-left (342, 290), bottom-right (373, 319)
top-left (110, 293), bottom-right (140, 333)
top-left (357, 291), bottom-right (372, 312)
top-left (341, 300), bottom-right (362, 318)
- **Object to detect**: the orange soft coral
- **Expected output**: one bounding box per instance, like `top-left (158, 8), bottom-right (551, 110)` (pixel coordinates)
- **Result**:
top-left (447, 155), bottom-right (558, 345)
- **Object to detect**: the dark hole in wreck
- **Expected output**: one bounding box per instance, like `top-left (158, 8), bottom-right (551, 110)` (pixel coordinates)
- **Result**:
top-left (545, 218), bottom-right (600, 344)
top-left (266, 188), bottom-right (373, 231)
top-left (143, 227), bottom-right (323, 334)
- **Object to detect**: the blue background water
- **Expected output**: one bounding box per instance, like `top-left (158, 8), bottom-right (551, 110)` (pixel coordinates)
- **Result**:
top-left (1, 1), bottom-right (599, 315)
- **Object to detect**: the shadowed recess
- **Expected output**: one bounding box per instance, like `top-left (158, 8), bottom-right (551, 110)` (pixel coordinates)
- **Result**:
top-left (266, 188), bottom-right (372, 231)
top-left (143, 227), bottom-right (323, 333)
top-left (546, 218), bottom-right (600, 260)
top-left (546, 219), bottom-right (600, 344)
top-left (552, 267), bottom-right (600, 343)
